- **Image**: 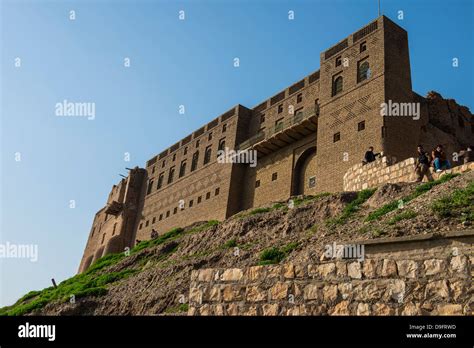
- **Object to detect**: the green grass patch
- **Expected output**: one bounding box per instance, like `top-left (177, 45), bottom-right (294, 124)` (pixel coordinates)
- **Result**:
top-left (258, 242), bottom-right (299, 265)
top-left (366, 173), bottom-right (459, 222)
top-left (165, 303), bottom-right (189, 314)
top-left (223, 239), bottom-right (238, 249)
top-left (387, 209), bottom-right (418, 225)
top-left (0, 267), bottom-right (139, 316)
top-left (431, 181), bottom-right (474, 219)
top-left (292, 192), bottom-right (331, 207)
top-left (249, 207), bottom-right (272, 215)
top-left (326, 188), bottom-right (376, 226)
top-left (1, 220), bottom-right (221, 316)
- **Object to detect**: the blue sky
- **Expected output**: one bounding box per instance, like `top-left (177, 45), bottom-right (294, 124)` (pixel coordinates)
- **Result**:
top-left (0, 0), bottom-right (472, 307)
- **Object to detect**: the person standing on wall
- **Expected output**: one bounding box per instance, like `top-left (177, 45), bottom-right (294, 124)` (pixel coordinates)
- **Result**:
top-left (414, 145), bottom-right (432, 182)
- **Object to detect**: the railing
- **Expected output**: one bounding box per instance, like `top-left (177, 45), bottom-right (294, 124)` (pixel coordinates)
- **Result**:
top-left (237, 106), bottom-right (317, 150)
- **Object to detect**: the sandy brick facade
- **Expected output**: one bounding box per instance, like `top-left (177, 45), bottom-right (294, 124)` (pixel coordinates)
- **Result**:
top-left (78, 16), bottom-right (473, 273)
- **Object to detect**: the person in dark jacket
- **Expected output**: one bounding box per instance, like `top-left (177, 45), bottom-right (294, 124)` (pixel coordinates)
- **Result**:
top-left (414, 145), bottom-right (431, 182)
top-left (459, 146), bottom-right (473, 164)
top-left (362, 146), bottom-right (380, 165)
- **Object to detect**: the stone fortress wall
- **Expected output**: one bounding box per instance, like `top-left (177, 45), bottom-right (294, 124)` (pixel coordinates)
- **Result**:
top-left (78, 15), bottom-right (473, 273)
top-left (188, 231), bottom-right (474, 316)
top-left (343, 156), bottom-right (474, 192)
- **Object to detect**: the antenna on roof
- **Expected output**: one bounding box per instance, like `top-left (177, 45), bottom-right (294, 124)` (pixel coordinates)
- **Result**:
top-left (119, 174), bottom-right (127, 178)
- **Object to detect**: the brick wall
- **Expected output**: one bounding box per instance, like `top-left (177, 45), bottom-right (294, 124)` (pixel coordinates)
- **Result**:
top-left (343, 156), bottom-right (474, 192)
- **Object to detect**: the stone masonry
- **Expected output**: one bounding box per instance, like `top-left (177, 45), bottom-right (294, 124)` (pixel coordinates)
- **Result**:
top-left (344, 156), bottom-right (474, 192)
top-left (188, 233), bottom-right (473, 316)
top-left (79, 15), bottom-right (473, 273)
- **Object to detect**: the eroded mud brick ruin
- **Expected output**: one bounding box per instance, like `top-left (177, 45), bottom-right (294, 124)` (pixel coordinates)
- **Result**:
top-left (78, 16), bottom-right (473, 273)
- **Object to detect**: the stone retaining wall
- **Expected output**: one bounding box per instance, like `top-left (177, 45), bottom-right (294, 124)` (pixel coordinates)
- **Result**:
top-left (343, 156), bottom-right (474, 192)
top-left (188, 257), bottom-right (472, 316)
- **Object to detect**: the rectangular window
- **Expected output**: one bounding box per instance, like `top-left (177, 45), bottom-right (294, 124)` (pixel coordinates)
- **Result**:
top-left (196, 139), bottom-right (200, 148)
top-left (297, 93), bottom-right (303, 103)
top-left (272, 172), bottom-right (278, 181)
top-left (173, 207), bottom-right (177, 214)
top-left (191, 151), bottom-right (199, 171)
top-left (147, 180), bottom-right (154, 195)
top-left (168, 167), bottom-right (175, 184)
top-left (157, 173), bottom-right (164, 189)
top-left (222, 124), bottom-right (227, 133)
top-left (357, 58), bottom-right (370, 83)
top-left (152, 217), bottom-right (156, 224)
top-left (189, 200), bottom-right (194, 207)
top-left (179, 161), bottom-right (187, 178)
top-left (332, 73), bottom-right (343, 96)
top-left (218, 138), bottom-right (226, 151)
top-left (198, 196), bottom-right (202, 203)
top-left (255, 180), bottom-right (260, 188)
top-left (360, 41), bottom-right (367, 53)
top-left (335, 56), bottom-right (342, 67)
top-left (208, 132), bottom-right (213, 141)
top-left (215, 187), bottom-right (220, 196)
top-left (204, 145), bottom-right (212, 165)
top-left (358, 120), bottom-right (365, 131)
top-left (151, 166), bottom-right (155, 174)
top-left (166, 211), bottom-right (170, 218)
top-left (139, 223), bottom-right (143, 230)
top-left (145, 220), bottom-right (149, 227)
top-left (172, 153), bottom-right (176, 161)
top-left (159, 214), bottom-right (163, 221)
top-left (184, 147), bottom-right (188, 155)
top-left (260, 114), bottom-right (265, 123)
top-left (162, 160), bottom-right (165, 168)
top-left (333, 132), bottom-right (341, 142)
top-left (275, 118), bottom-right (284, 132)
top-left (278, 104), bottom-right (283, 113)
top-left (206, 192), bottom-right (211, 200)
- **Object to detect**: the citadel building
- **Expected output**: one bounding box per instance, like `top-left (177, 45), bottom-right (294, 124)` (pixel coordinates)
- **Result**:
top-left (78, 16), bottom-right (473, 273)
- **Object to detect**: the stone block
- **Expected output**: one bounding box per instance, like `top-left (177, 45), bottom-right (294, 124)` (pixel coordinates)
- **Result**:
top-left (423, 259), bottom-right (446, 276)
top-left (396, 260), bottom-right (418, 279)
top-left (221, 268), bottom-right (243, 282)
top-left (246, 286), bottom-right (267, 302)
top-left (270, 282), bottom-right (289, 300)
top-left (347, 262), bottom-right (362, 279)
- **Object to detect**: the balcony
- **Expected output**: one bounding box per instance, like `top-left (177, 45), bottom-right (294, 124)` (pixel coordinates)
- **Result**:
top-left (236, 106), bottom-right (318, 157)
top-left (105, 200), bottom-right (124, 216)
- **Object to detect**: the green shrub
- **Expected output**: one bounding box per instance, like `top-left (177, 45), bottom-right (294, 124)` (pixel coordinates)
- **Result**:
top-left (224, 239), bottom-right (238, 248)
top-left (327, 188), bottom-right (376, 226)
top-left (387, 209), bottom-right (417, 225)
top-left (259, 247), bottom-right (286, 265)
top-left (249, 207), bottom-right (272, 215)
top-left (258, 242), bottom-right (299, 265)
top-left (432, 181), bottom-right (474, 218)
top-left (366, 174), bottom-right (459, 222)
